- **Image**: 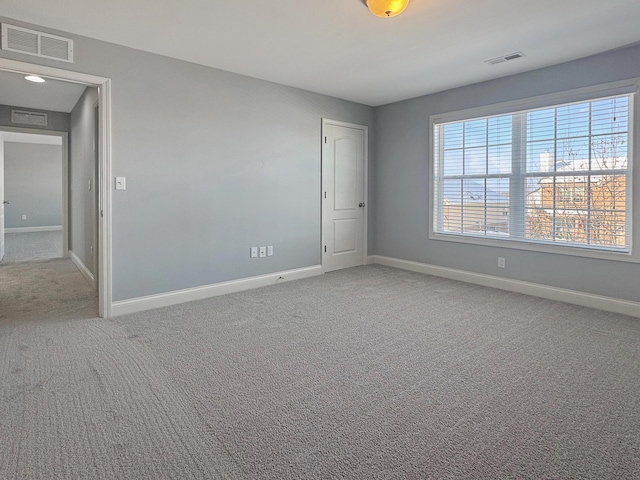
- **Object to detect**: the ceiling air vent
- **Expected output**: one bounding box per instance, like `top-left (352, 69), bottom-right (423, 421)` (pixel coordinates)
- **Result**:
top-left (11, 110), bottom-right (48, 127)
top-left (485, 51), bottom-right (525, 66)
top-left (1, 23), bottom-right (73, 63)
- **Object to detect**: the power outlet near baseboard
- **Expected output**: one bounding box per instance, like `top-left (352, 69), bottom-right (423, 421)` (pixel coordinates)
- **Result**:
top-left (251, 246), bottom-right (274, 258)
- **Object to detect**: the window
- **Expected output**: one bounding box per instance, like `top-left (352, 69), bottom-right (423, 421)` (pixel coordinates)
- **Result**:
top-left (432, 85), bottom-right (635, 257)
top-left (557, 185), bottom-right (585, 204)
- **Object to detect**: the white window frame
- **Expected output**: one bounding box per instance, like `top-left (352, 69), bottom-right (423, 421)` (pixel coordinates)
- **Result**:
top-left (429, 79), bottom-right (640, 263)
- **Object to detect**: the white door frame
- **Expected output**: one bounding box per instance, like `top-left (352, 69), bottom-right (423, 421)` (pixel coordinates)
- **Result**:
top-left (0, 127), bottom-right (69, 257)
top-left (0, 58), bottom-right (113, 317)
top-left (321, 118), bottom-right (369, 272)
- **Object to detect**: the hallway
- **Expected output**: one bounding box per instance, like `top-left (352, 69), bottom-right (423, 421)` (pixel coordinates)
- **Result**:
top-left (0, 231), bottom-right (97, 321)
top-left (1, 230), bottom-right (63, 264)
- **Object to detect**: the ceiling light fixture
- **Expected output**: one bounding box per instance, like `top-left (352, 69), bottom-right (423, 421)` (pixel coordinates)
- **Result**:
top-left (366, 0), bottom-right (410, 17)
top-left (25, 75), bottom-right (46, 83)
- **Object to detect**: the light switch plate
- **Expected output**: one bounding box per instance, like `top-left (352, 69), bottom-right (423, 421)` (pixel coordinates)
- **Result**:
top-left (259, 247), bottom-right (266, 258)
top-left (115, 176), bottom-right (126, 190)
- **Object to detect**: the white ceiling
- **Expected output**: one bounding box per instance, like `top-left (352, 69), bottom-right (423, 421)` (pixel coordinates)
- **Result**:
top-left (2, 0), bottom-right (640, 106)
top-left (0, 69), bottom-right (86, 112)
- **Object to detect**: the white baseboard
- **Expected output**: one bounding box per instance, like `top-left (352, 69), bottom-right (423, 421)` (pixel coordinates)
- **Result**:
top-left (69, 250), bottom-right (96, 289)
top-left (369, 255), bottom-right (640, 319)
top-left (5, 225), bottom-right (62, 233)
top-left (111, 265), bottom-right (323, 317)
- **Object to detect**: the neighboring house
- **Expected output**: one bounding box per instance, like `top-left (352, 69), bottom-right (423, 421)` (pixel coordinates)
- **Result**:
top-left (526, 153), bottom-right (627, 247)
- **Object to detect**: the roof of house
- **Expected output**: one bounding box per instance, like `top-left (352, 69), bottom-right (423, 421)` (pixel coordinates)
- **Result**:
top-left (539, 157), bottom-right (628, 183)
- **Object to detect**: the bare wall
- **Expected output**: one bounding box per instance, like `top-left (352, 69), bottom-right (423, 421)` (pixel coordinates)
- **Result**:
top-left (3, 142), bottom-right (62, 228)
top-left (69, 86), bottom-right (98, 275)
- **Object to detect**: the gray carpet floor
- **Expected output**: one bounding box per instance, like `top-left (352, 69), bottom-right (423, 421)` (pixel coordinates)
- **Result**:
top-left (1, 264), bottom-right (639, 479)
top-left (1, 231), bottom-right (63, 264)
top-left (0, 258), bottom-right (97, 322)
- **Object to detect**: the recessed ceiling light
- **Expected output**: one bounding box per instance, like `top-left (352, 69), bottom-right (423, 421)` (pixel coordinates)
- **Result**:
top-left (25, 75), bottom-right (46, 83)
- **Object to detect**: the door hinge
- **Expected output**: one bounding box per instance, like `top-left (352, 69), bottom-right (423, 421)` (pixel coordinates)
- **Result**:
top-left (324, 192), bottom-right (327, 199)
top-left (324, 245), bottom-right (327, 253)
top-left (324, 136), bottom-right (327, 144)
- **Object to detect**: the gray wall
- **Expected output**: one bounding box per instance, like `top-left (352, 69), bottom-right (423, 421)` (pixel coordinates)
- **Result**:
top-left (374, 43), bottom-right (640, 303)
top-left (69, 86), bottom-right (98, 275)
top-left (0, 104), bottom-right (70, 132)
top-left (3, 142), bottom-right (62, 228)
top-left (0, 17), bottom-right (375, 302)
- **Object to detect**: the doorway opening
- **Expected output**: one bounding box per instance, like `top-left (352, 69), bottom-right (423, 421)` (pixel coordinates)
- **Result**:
top-left (0, 58), bottom-right (112, 317)
top-left (0, 129), bottom-right (67, 264)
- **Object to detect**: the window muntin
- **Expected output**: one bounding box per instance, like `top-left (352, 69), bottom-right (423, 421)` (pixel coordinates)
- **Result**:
top-left (433, 93), bottom-right (632, 253)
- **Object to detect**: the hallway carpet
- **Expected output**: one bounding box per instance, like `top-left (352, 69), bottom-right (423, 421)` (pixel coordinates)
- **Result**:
top-left (0, 258), bottom-right (97, 322)
top-left (1, 230), bottom-right (63, 264)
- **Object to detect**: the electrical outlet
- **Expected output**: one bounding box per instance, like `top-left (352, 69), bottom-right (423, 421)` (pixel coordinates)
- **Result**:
top-left (498, 257), bottom-right (506, 268)
top-left (259, 247), bottom-right (266, 258)
top-left (267, 246), bottom-right (273, 256)
top-left (21, 214), bottom-right (27, 220)
top-left (250, 247), bottom-right (258, 258)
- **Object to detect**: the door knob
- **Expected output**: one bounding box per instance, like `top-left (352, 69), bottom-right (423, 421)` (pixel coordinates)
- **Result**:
top-left (359, 202), bottom-right (366, 207)
top-left (2, 200), bottom-right (10, 205)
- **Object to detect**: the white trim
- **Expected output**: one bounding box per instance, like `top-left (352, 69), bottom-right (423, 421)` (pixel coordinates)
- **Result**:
top-left (0, 58), bottom-right (108, 88)
top-left (5, 225), bottom-right (62, 233)
top-left (111, 265), bottom-right (323, 317)
top-left (96, 82), bottom-right (113, 318)
top-left (321, 118), bottom-right (369, 273)
top-left (428, 232), bottom-right (639, 263)
top-left (369, 254), bottom-right (640, 318)
top-left (69, 250), bottom-right (95, 289)
top-left (0, 58), bottom-right (114, 318)
top-left (0, 130), bottom-right (62, 145)
top-left (62, 132), bottom-right (69, 258)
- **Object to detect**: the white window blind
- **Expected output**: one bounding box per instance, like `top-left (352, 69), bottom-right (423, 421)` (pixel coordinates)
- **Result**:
top-left (433, 93), bottom-right (632, 253)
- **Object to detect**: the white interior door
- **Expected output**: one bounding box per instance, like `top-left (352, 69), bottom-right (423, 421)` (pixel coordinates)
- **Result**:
top-left (0, 134), bottom-right (5, 261)
top-left (322, 121), bottom-right (367, 272)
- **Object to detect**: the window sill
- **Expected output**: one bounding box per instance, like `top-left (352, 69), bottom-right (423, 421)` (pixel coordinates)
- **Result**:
top-left (429, 231), bottom-right (640, 263)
